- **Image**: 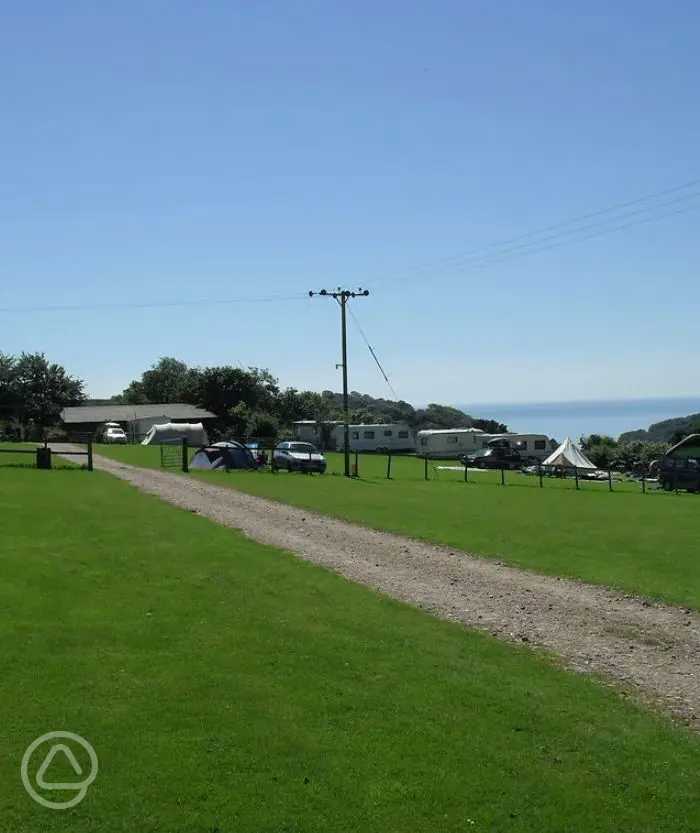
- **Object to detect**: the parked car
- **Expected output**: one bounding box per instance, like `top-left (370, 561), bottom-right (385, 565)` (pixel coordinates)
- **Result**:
top-left (459, 446), bottom-right (524, 470)
top-left (100, 423), bottom-right (128, 444)
top-left (273, 441), bottom-right (327, 473)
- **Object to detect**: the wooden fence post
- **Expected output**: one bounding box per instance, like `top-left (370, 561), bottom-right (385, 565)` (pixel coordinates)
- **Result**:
top-left (87, 439), bottom-right (93, 472)
top-left (424, 455), bottom-right (428, 481)
top-left (574, 466), bottom-right (579, 490)
top-left (538, 464), bottom-right (543, 488)
top-left (386, 452), bottom-right (392, 480)
top-left (182, 438), bottom-right (189, 473)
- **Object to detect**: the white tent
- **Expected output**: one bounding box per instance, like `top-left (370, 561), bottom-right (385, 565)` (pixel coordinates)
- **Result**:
top-left (141, 422), bottom-right (208, 446)
top-left (543, 437), bottom-right (597, 469)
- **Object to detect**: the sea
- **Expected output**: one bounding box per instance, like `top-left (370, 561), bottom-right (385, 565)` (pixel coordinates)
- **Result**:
top-left (457, 397), bottom-right (700, 442)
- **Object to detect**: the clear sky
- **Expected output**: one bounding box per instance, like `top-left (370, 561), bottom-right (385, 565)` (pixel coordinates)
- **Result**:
top-left (1, 1), bottom-right (698, 406)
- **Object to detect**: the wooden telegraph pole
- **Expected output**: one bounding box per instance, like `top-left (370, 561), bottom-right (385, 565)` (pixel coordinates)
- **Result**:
top-left (309, 288), bottom-right (369, 477)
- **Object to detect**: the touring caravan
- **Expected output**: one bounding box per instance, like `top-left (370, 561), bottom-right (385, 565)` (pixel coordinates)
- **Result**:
top-left (333, 423), bottom-right (415, 452)
top-left (416, 428), bottom-right (487, 458)
top-left (417, 429), bottom-right (554, 460)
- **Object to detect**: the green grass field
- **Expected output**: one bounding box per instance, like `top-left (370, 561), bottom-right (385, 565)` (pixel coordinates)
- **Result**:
top-left (1, 465), bottom-right (698, 832)
top-left (95, 444), bottom-right (700, 609)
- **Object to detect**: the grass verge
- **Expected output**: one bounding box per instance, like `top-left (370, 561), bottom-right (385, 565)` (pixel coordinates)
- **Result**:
top-left (1, 467), bottom-right (698, 831)
top-left (97, 444), bottom-right (700, 609)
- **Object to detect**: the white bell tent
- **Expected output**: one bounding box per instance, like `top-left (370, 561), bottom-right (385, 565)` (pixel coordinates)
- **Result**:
top-left (543, 437), bottom-right (597, 469)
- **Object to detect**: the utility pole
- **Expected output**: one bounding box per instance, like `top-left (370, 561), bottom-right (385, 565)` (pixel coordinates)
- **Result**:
top-left (309, 287), bottom-right (369, 477)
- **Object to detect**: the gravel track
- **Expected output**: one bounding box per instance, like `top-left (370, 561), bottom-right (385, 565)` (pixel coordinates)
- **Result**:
top-left (57, 446), bottom-right (699, 728)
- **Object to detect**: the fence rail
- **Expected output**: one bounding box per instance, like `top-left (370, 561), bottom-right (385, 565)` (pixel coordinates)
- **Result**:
top-left (0, 440), bottom-right (93, 471)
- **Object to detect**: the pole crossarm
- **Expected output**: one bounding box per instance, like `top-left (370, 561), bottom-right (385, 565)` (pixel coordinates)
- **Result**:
top-left (309, 287), bottom-right (369, 477)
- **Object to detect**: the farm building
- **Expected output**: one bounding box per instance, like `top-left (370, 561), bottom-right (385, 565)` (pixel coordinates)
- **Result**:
top-left (417, 428), bottom-right (554, 459)
top-left (665, 433), bottom-right (700, 459)
top-left (61, 403), bottom-right (216, 442)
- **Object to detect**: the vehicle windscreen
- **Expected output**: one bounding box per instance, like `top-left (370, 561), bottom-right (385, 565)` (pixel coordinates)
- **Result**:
top-left (288, 443), bottom-right (316, 453)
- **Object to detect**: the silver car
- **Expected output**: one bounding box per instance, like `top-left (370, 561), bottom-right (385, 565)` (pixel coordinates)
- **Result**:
top-left (273, 441), bottom-right (327, 473)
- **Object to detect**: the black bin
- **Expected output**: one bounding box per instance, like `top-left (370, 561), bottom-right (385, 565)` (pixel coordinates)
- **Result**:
top-left (36, 447), bottom-right (52, 470)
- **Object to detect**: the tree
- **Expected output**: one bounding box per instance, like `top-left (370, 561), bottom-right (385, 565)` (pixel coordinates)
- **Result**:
top-left (669, 422), bottom-right (700, 446)
top-left (612, 440), bottom-right (668, 471)
top-left (472, 417), bottom-right (509, 434)
top-left (581, 434), bottom-right (617, 450)
top-left (0, 352), bottom-right (85, 439)
top-left (196, 366), bottom-right (264, 416)
top-left (412, 403), bottom-right (472, 430)
top-left (0, 352), bottom-right (16, 423)
top-left (121, 357), bottom-right (200, 404)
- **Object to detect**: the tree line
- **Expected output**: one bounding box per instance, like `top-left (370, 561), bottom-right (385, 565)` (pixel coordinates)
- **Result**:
top-left (4, 352), bottom-right (699, 465)
top-left (113, 357), bottom-right (509, 438)
top-left (0, 353), bottom-right (508, 440)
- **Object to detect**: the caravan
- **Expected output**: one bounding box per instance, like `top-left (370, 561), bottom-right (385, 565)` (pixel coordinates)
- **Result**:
top-left (416, 428), bottom-right (487, 458)
top-left (417, 428), bottom-right (554, 460)
top-left (333, 423), bottom-right (415, 452)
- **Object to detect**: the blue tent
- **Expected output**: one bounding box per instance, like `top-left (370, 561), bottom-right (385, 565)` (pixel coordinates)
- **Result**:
top-left (190, 441), bottom-right (256, 471)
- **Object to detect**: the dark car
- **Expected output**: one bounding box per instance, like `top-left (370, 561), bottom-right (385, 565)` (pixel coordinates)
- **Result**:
top-left (459, 446), bottom-right (524, 470)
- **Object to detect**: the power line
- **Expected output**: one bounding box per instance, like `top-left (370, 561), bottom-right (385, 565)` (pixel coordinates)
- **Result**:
top-left (347, 306), bottom-right (399, 400)
top-left (449, 200), bottom-right (700, 275)
top-left (370, 175), bottom-right (700, 286)
top-left (0, 293), bottom-right (308, 314)
top-left (436, 189), bottom-right (700, 272)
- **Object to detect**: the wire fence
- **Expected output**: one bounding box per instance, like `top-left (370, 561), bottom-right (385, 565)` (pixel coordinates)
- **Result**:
top-left (67, 433), bottom-right (699, 498)
top-left (150, 437), bottom-right (699, 497)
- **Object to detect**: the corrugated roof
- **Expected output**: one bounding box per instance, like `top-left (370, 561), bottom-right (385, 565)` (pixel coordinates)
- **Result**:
top-left (666, 433), bottom-right (700, 456)
top-left (61, 403), bottom-right (216, 423)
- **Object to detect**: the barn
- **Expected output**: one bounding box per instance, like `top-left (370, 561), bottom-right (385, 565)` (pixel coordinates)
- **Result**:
top-left (60, 403), bottom-right (216, 442)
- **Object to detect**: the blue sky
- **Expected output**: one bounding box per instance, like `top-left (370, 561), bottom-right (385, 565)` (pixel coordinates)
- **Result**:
top-left (1, 1), bottom-right (699, 406)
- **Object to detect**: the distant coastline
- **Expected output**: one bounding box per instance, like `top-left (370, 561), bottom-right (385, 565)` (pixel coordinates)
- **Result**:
top-left (457, 396), bottom-right (700, 441)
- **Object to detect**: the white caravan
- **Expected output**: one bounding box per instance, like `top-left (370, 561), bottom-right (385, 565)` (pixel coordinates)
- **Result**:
top-left (416, 428), bottom-right (487, 458)
top-left (333, 423), bottom-right (415, 452)
top-left (417, 429), bottom-right (554, 460)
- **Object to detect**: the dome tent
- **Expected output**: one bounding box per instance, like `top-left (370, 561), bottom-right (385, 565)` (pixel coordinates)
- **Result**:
top-left (543, 437), bottom-right (596, 469)
top-left (190, 441), bottom-right (256, 471)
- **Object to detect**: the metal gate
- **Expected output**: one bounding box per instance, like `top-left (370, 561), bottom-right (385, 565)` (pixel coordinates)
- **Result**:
top-left (160, 442), bottom-right (183, 470)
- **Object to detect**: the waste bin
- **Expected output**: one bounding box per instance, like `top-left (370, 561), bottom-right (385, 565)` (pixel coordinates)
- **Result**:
top-left (36, 447), bottom-right (52, 470)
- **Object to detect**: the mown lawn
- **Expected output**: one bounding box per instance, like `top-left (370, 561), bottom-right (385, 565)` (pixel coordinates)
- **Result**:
top-left (0, 466), bottom-right (698, 832)
top-left (96, 444), bottom-right (700, 609)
